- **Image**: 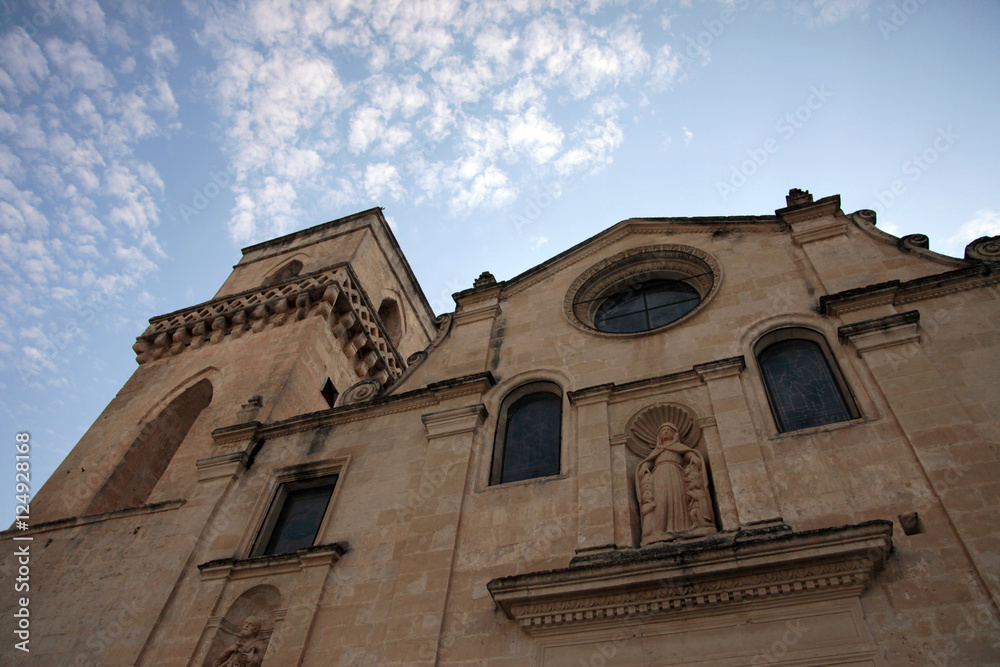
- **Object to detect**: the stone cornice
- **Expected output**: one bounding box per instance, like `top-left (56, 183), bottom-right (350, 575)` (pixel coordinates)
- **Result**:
top-left (212, 372), bottom-right (496, 441)
top-left (568, 357), bottom-right (743, 406)
top-left (693, 356), bottom-right (746, 381)
top-left (487, 521), bottom-right (892, 636)
top-left (421, 404), bottom-right (488, 438)
top-left (821, 265), bottom-right (999, 315)
top-left (132, 263), bottom-right (405, 388)
top-left (838, 311), bottom-right (921, 353)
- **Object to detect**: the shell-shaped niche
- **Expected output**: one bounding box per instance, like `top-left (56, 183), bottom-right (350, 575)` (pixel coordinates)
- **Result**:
top-left (625, 403), bottom-right (700, 457)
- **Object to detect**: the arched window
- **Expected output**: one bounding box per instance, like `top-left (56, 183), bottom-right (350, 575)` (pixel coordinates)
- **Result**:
top-left (377, 297), bottom-right (403, 344)
top-left (491, 382), bottom-right (562, 485)
top-left (756, 329), bottom-right (857, 433)
top-left (88, 378), bottom-right (213, 513)
top-left (262, 259), bottom-right (303, 286)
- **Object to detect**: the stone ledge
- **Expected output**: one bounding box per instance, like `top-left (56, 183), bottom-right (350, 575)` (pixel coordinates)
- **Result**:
top-left (487, 521), bottom-right (892, 636)
top-left (1, 498), bottom-right (186, 538)
top-left (198, 542), bottom-right (348, 581)
top-left (567, 356), bottom-right (744, 405)
top-left (838, 311), bottom-right (920, 340)
top-left (821, 265), bottom-right (998, 315)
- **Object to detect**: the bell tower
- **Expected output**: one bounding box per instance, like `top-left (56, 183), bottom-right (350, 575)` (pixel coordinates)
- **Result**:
top-left (30, 208), bottom-right (436, 523)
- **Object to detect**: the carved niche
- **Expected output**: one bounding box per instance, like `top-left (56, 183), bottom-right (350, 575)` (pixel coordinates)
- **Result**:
top-left (203, 585), bottom-right (280, 667)
top-left (625, 404), bottom-right (716, 546)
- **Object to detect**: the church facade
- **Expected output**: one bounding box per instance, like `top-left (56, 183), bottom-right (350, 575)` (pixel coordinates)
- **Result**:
top-left (5, 189), bottom-right (1000, 665)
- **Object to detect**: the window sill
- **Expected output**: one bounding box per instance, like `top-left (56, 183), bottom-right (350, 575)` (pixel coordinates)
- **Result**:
top-left (767, 416), bottom-right (871, 441)
top-left (484, 472), bottom-right (569, 492)
top-left (198, 541), bottom-right (347, 580)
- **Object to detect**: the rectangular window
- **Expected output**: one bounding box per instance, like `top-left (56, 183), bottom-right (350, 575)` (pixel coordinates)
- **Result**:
top-left (252, 475), bottom-right (338, 556)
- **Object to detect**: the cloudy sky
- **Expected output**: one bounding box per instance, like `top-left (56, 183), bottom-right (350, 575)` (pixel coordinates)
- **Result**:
top-left (2, 0), bottom-right (999, 519)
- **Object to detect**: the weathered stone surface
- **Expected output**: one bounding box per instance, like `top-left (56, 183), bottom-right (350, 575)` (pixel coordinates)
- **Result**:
top-left (4, 193), bottom-right (998, 665)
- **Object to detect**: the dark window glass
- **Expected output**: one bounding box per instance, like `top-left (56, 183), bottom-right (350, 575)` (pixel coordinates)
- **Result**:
top-left (594, 279), bottom-right (700, 333)
top-left (758, 339), bottom-right (852, 432)
top-left (262, 479), bottom-right (336, 555)
top-left (499, 393), bottom-right (561, 484)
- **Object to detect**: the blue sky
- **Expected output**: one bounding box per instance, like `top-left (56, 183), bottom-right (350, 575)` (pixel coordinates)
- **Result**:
top-left (3, 0), bottom-right (999, 521)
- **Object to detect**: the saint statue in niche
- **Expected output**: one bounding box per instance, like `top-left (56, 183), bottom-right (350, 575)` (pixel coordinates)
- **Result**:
top-left (635, 422), bottom-right (716, 546)
top-left (213, 616), bottom-right (267, 667)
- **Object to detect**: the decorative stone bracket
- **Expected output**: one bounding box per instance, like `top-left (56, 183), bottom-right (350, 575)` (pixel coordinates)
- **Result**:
top-left (488, 521), bottom-right (892, 636)
top-left (131, 263), bottom-right (404, 387)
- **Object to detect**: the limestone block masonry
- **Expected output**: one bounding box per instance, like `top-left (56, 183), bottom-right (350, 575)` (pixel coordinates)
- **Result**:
top-left (4, 194), bottom-right (999, 665)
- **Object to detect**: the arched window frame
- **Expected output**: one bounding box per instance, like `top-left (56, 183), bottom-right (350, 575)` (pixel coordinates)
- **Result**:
top-left (377, 296), bottom-right (404, 344)
top-left (754, 328), bottom-right (860, 433)
top-left (261, 259), bottom-right (303, 287)
top-left (490, 381), bottom-right (563, 486)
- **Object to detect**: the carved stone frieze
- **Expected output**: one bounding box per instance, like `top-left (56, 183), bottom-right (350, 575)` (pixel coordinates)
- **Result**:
top-left (132, 263), bottom-right (404, 388)
top-left (488, 521), bottom-right (892, 636)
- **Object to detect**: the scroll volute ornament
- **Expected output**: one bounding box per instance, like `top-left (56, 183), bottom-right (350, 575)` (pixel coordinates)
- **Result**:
top-left (626, 405), bottom-right (716, 547)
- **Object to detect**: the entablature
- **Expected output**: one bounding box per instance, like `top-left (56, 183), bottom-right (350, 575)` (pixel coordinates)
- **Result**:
top-left (132, 263), bottom-right (405, 387)
top-left (820, 263), bottom-right (999, 316)
top-left (488, 521), bottom-right (892, 636)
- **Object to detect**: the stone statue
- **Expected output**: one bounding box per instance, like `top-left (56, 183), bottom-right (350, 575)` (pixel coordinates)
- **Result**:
top-left (635, 422), bottom-right (715, 546)
top-left (214, 617), bottom-right (266, 667)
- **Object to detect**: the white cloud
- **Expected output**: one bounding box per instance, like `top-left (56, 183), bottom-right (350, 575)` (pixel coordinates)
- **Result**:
top-left (528, 235), bottom-right (549, 252)
top-left (364, 162), bottom-right (404, 201)
top-left (945, 210), bottom-right (1000, 256)
top-left (44, 38), bottom-right (113, 91)
top-left (149, 35), bottom-right (179, 66)
top-left (506, 107), bottom-right (564, 163)
top-left (649, 45), bottom-right (681, 91)
top-left (0, 29), bottom-right (49, 97)
top-left (187, 0), bottom-right (666, 235)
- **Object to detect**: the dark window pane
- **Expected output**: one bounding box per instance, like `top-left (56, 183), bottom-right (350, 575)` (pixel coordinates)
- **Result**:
top-left (595, 279), bottom-right (701, 333)
top-left (500, 393), bottom-right (561, 484)
top-left (759, 339), bottom-right (852, 432)
top-left (599, 310), bottom-right (647, 333)
top-left (263, 481), bottom-right (336, 555)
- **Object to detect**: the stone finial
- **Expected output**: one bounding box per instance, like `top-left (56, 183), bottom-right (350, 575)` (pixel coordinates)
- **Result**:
top-left (473, 271), bottom-right (497, 289)
top-left (964, 235), bottom-right (1000, 262)
top-left (785, 188), bottom-right (814, 208)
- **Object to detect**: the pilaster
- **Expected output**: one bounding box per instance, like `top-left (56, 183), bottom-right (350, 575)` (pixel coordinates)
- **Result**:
top-left (840, 311), bottom-right (1000, 605)
top-left (694, 357), bottom-right (782, 526)
top-left (381, 404), bottom-right (486, 665)
top-left (571, 388), bottom-right (615, 555)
